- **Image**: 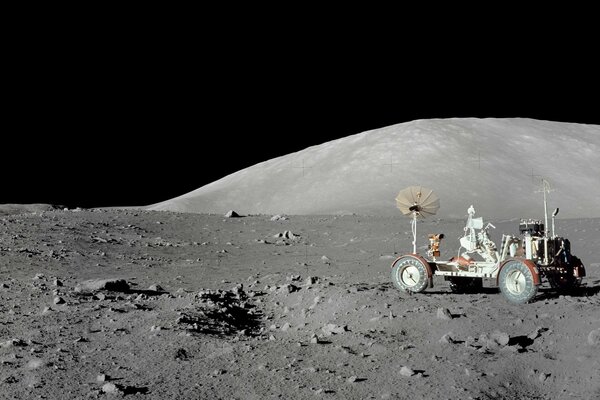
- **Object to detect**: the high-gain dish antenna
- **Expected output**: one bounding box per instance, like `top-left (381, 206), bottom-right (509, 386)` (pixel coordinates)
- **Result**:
top-left (396, 186), bottom-right (440, 254)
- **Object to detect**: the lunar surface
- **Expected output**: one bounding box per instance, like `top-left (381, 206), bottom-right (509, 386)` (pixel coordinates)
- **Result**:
top-left (1, 205), bottom-right (598, 399)
top-left (147, 118), bottom-right (600, 219)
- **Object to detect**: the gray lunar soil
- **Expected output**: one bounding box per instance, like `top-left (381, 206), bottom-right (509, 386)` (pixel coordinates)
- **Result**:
top-left (0, 206), bottom-right (599, 399)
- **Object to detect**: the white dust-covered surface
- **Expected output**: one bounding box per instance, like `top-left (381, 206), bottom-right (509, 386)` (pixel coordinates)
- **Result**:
top-left (148, 118), bottom-right (600, 219)
top-left (0, 207), bottom-right (598, 399)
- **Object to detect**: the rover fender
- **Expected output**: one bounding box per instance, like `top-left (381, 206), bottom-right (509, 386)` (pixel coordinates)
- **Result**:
top-left (391, 254), bottom-right (434, 277)
top-left (496, 258), bottom-right (541, 286)
top-left (392, 253), bottom-right (436, 292)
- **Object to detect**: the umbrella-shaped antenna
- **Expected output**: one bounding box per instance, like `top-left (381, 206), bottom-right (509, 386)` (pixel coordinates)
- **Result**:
top-left (396, 186), bottom-right (440, 217)
top-left (396, 186), bottom-right (440, 253)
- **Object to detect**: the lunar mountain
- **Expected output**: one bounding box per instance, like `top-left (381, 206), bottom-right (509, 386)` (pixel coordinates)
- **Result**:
top-left (147, 118), bottom-right (600, 219)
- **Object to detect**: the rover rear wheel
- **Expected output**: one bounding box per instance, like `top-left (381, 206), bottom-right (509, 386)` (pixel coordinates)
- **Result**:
top-left (548, 274), bottom-right (582, 291)
top-left (499, 260), bottom-right (538, 304)
top-left (548, 255), bottom-right (584, 291)
top-left (391, 256), bottom-right (429, 293)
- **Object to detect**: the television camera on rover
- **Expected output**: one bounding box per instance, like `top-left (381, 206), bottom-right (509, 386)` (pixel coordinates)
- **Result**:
top-left (391, 185), bottom-right (585, 304)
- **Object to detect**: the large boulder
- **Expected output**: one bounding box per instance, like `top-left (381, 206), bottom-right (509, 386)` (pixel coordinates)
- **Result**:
top-left (74, 278), bottom-right (130, 293)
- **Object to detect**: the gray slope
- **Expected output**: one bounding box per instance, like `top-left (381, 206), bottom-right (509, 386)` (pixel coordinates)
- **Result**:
top-left (148, 118), bottom-right (600, 219)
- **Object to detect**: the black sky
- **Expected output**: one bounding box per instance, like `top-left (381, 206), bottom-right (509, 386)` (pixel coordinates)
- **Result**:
top-left (4, 13), bottom-right (598, 208)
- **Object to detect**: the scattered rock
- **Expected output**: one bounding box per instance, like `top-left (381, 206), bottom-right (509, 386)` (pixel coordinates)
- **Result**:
top-left (305, 276), bottom-right (319, 286)
top-left (310, 334), bottom-right (320, 344)
top-left (587, 328), bottom-right (600, 346)
top-left (97, 374), bottom-right (109, 382)
top-left (102, 383), bottom-right (120, 394)
top-left (322, 323), bottom-right (347, 336)
top-left (309, 296), bottom-right (321, 310)
top-left (75, 278), bottom-right (130, 293)
top-left (273, 231), bottom-right (299, 240)
top-left (399, 366), bottom-right (415, 377)
top-left (0, 283), bottom-right (8, 289)
top-left (53, 279), bottom-right (63, 287)
top-left (527, 326), bottom-right (548, 340)
top-left (232, 283), bottom-right (245, 295)
top-left (270, 215), bottom-right (288, 221)
top-left (321, 255), bottom-right (331, 264)
top-left (54, 296), bottom-right (65, 305)
top-left (0, 339), bottom-right (27, 348)
top-left (93, 293), bottom-right (106, 301)
top-left (281, 323), bottom-right (291, 332)
top-left (439, 333), bottom-right (457, 344)
top-left (314, 388), bottom-right (335, 394)
top-left (480, 331), bottom-right (510, 349)
top-left (436, 307), bottom-right (453, 320)
top-left (148, 284), bottom-right (165, 292)
top-left (26, 359), bottom-right (45, 370)
top-left (178, 286), bottom-right (261, 337)
top-left (500, 345), bottom-right (519, 353)
top-left (490, 331), bottom-right (510, 346)
top-left (175, 349), bottom-right (188, 361)
top-left (277, 283), bottom-right (299, 294)
top-left (224, 210), bottom-right (240, 218)
top-left (539, 372), bottom-right (551, 382)
top-left (347, 375), bottom-right (358, 383)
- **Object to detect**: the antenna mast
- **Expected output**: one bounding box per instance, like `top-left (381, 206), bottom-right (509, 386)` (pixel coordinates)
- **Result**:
top-left (541, 179), bottom-right (550, 237)
top-left (535, 178), bottom-right (553, 264)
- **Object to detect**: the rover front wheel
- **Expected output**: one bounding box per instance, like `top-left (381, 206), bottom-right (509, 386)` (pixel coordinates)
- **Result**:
top-left (391, 256), bottom-right (429, 293)
top-left (499, 260), bottom-right (538, 304)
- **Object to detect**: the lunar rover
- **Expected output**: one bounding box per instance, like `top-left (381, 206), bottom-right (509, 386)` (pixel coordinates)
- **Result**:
top-left (390, 185), bottom-right (586, 304)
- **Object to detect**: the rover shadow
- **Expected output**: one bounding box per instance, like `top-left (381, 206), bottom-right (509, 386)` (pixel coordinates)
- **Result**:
top-left (425, 287), bottom-right (500, 296)
top-left (536, 284), bottom-right (600, 301)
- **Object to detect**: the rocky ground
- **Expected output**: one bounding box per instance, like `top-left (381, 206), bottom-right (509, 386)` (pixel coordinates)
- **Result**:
top-left (0, 206), bottom-right (598, 399)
